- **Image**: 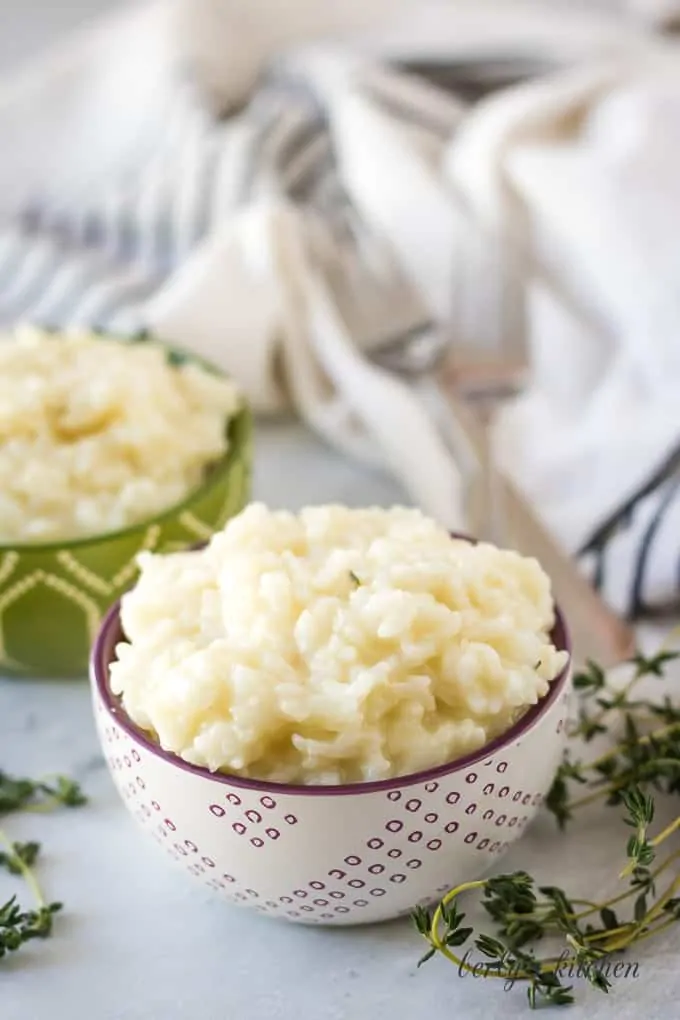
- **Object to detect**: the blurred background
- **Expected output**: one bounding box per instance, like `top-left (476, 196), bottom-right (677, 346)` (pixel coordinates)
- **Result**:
top-left (0, 0), bottom-right (678, 658)
top-left (0, 0), bottom-right (126, 70)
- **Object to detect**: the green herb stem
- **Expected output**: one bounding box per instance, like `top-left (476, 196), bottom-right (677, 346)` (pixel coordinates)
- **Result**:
top-left (0, 768), bottom-right (86, 964)
top-left (0, 828), bottom-right (44, 909)
top-left (650, 815), bottom-right (680, 848)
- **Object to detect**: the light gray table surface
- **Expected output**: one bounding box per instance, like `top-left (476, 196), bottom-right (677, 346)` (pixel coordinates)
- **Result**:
top-left (2, 416), bottom-right (679, 1020)
top-left (2, 5), bottom-right (679, 1019)
top-left (0, 0), bottom-right (131, 73)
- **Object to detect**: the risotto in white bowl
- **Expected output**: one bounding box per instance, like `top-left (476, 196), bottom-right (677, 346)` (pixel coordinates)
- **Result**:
top-left (109, 504), bottom-right (569, 785)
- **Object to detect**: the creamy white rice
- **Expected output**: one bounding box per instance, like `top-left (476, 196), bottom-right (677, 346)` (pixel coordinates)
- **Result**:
top-left (110, 504), bottom-right (569, 785)
top-left (0, 327), bottom-right (242, 543)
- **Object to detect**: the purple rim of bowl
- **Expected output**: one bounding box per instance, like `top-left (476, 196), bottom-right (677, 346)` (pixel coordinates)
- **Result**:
top-left (92, 595), bottom-right (572, 799)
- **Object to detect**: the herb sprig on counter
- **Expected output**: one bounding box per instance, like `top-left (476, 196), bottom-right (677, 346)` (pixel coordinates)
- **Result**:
top-left (0, 769), bottom-right (86, 962)
top-left (413, 635), bottom-right (680, 1009)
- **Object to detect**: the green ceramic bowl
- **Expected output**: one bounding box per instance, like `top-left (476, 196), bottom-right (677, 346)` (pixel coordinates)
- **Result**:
top-left (0, 343), bottom-right (252, 679)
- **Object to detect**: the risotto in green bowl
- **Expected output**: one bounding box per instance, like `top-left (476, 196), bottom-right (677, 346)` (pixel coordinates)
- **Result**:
top-left (0, 327), bottom-right (252, 678)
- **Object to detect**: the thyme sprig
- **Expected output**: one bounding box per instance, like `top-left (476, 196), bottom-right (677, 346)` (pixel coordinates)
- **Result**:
top-left (414, 636), bottom-right (680, 1008)
top-left (0, 769), bottom-right (86, 962)
top-left (546, 647), bottom-right (680, 828)
top-left (0, 771), bottom-right (86, 815)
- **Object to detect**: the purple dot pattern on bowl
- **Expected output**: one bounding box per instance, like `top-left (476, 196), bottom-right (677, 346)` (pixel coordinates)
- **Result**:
top-left (94, 681), bottom-right (570, 926)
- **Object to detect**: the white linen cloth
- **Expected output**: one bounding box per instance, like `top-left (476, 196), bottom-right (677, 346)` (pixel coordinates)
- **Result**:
top-left (172, 0), bottom-right (675, 112)
top-left (0, 0), bottom-right (679, 619)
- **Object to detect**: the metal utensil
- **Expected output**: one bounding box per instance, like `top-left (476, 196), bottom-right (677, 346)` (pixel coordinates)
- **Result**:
top-left (370, 193), bottom-right (529, 548)
top-left (417, 367), bottom-right (637, 670)
top-left (322, 209), bottom-right (635, 667)
top-left (374, 329), bottom-right (635, 668)
top-left (261, 56), bottom-right (636, 665)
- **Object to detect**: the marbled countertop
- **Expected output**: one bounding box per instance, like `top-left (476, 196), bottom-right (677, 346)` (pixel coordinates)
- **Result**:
top-left (2, 419), bottom-right (679, 1020)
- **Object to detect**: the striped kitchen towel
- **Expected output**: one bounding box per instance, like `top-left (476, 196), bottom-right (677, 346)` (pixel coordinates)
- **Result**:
top-left (0, 0), bottom-right (679, 621)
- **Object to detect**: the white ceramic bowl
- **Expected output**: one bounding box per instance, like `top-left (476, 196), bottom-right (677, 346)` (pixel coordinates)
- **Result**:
top-left (91, 602), bottom-right (572, 927)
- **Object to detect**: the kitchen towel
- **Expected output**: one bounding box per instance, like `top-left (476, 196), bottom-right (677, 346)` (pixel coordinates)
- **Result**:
top-left (172, 0), bottom-right (680, 112)
top-left (0, 0), bottom-right (679, 619)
